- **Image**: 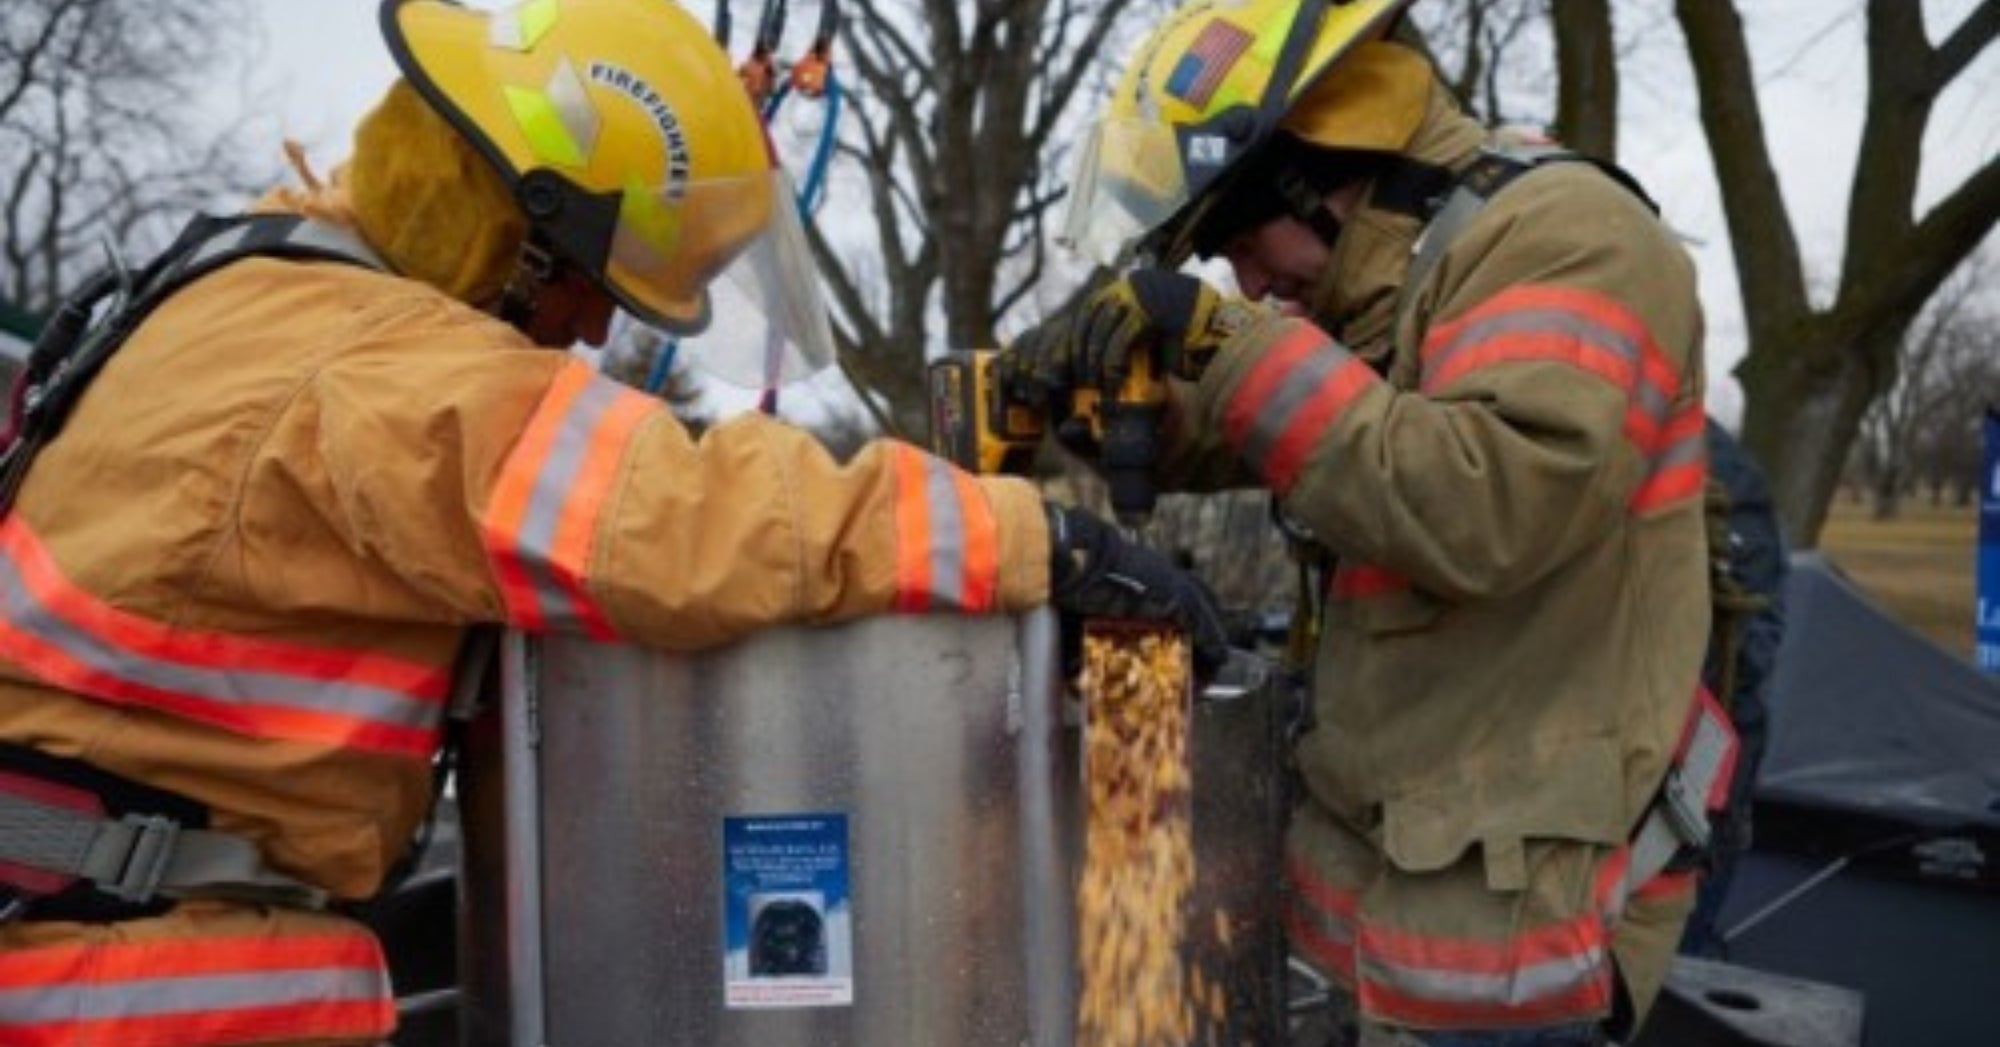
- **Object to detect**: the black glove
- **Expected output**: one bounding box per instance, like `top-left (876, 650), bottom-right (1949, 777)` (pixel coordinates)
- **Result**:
top-left (1044, 502), bottom-right (1230, 678)
top-left (998, 270), bottom-right (1249, 405)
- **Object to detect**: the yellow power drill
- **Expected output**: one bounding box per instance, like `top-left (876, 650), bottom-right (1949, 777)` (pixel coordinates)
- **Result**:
top-left (927, 348), bottom-right (1167, 527)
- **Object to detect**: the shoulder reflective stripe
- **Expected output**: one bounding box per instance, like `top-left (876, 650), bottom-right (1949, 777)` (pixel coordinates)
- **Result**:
top-left (1630, 406), bottom-right (1707, 513)
top-left (888, 443), bottom-right (1000, 613)
top-left (0, 931), bottom-right (392, 1045)
top-left (1417, 284), bottom-right (1706, 515)
top-left (0, 519), bottom-right (447, 758)
top-left (482, 360), bottom-right (658, 638)
top-left (1224, 323), bottom-right (1380, 492)
top-left (1421, 308), bottom-right (1641, 396)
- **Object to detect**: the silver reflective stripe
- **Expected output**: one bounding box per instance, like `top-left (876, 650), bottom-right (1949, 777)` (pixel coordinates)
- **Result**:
top-left (1360, 944), bottom-right (1607, 1008)
top-left (0, 550), bottom-right (436, 732)
top-left (1240, 337), bottom-right (1348, 475)
top-left (1286, 894), bottom-right (1355, 952)
top-left (513, 377), bottom-right (624, 629)
top-left (1422, 309), bottom-right (1641, 393)
top-left (1634, 373), bottom-right (1672, 425)
top-left (545, 58), bottom-right (602, 160)
top-left (920, 455), bottom-right (970, 609)
top-left (1642, 423), bottom-right (1706, 484)
top-left (0, 965), bottom-right (388, 1023)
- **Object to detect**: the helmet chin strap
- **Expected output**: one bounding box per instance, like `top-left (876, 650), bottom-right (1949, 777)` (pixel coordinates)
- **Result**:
top-left (495, 234), bottom-right (562, 332)
top-left (1276, 163), bottom-right (1347, 249)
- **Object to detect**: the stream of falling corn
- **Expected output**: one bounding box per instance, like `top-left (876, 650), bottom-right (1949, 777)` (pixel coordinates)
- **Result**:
top-left (1076, 628), bottom-right (1227, 1047)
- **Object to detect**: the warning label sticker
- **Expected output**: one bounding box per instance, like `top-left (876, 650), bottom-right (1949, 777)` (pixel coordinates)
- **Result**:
top-left (721, 813), bottom-right (854, 1009)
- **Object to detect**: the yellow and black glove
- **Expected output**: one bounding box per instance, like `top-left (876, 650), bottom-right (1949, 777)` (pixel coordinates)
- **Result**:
top-left (1000, 270), bottom-right (1252, 404)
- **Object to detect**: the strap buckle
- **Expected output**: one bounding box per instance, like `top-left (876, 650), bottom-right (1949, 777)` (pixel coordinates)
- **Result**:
top-left (100, 813), bottom-right (181, 903)
top-left (1657, 765), bottom-right (1713, 854)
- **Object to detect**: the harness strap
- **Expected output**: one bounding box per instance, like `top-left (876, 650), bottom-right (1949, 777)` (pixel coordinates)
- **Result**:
top-left (1627, 687), bottom-right (1739, 892)
top-left (0, 789), bottom-right (325, 909)
top-left (2, 213), bottom-right (385, 515)
top-left (1396, 143), bottom-right (1657, 338)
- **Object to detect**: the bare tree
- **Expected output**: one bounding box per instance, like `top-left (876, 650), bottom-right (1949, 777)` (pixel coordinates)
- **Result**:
top-left (1410, 0), bottom-right (1548, 126)
top-left (806, 0), bottom-right (1152, 438)
top-left (1, 0), bottom-right (271, 316)
top-left (1676, 0), bottom-right (2000, 545)
top-left (1853, 256), bottom-right (1993, 518)
top-left (1550, 0), bottom-right (1617, 160)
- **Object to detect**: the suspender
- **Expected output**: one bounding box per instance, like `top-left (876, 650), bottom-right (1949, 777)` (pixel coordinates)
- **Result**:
top-left (1396, 143), bottom-right (1658, 335)
top-left (0, 213), bottom-right (386, 513)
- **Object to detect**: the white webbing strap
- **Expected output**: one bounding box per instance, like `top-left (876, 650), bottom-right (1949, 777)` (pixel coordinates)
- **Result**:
top-left (1627, 688), bottom-right (1740, 893)
top-left (0, 789), bottom-right (326, 909)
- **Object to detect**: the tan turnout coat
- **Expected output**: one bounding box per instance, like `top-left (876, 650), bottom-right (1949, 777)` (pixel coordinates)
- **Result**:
top-left (1169, 88), bottom-right (1710, 1033)
top-left (0, 227), bottom-right (1046, 1044)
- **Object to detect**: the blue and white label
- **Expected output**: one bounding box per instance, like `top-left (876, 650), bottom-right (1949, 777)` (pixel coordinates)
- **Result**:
top-left (1980, 409), bottom-right (2000, 673)
top-left (722, 813), bottom-right (854, 1008)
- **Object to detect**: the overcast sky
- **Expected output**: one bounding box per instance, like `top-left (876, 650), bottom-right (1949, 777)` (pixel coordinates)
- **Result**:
top-left (233, 0), bottom-right (1996, 426)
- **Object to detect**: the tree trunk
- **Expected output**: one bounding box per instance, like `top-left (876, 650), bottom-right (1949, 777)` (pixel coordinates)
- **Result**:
top-left (1677, 0), bottom-right (2000, 546)
top-left (1551, 0), bottom-right (1618, 160)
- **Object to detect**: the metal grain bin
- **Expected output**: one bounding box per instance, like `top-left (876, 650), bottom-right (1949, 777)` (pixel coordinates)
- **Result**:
top-left (456, 611), bottom-right (1288, 1046)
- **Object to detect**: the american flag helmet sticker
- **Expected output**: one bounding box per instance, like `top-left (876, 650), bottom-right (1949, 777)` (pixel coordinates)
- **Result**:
top-left (1165, 20), bottom-right (1254, 110)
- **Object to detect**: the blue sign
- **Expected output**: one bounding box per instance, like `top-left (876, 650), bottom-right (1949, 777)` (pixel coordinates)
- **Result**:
top-left (721, 813), bottom-right (853, 1008)
top-left (1978, 409), bottom-right (2000, 673)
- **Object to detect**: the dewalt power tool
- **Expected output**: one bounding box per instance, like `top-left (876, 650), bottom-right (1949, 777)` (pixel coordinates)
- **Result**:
top-left (927, 349), bottom-right (1166, 527)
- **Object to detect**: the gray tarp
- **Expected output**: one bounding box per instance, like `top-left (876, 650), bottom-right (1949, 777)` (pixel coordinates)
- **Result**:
top-left (1758, 552), bottom-right (2000, 828)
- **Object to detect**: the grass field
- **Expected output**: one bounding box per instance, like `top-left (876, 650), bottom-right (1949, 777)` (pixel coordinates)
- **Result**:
top-left (1815, 495), bottom-right (1981, 660)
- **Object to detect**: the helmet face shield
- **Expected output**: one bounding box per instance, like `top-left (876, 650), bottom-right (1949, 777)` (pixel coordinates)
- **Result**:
top-left (1060, 115), bottom-right (1193, 268)
top-left (1062, 0), bottom-right (1411, 266)
top-left (669, 171), bottom-right (837, 388)
top-left (382, 0), bottom-right (832, 381)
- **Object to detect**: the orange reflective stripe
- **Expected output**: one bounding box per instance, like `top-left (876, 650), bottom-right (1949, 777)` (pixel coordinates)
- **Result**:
top-left (948, 468), bottom-right (1001, 612)
top-left (1420, 284), bottom-right (1704, 517)
top-left (0, 519), bottom-right (447, 758)
top-left (1630, 405), bottom-right (1707, 513)
top-left (1225, 323), bottom-right (1379, 492)
top-left (887, 443), bottom-right (1001, 612)
top-left (483, 362), bottom-right (589, 630)
top-left (0, 932), bottom-right (393, 1047)
top-left (1424, 327), bottom-right (1636, 396)
top-left (1358, 974), bottom-right (1613, 1030)
top-left (481, 360), bottom-right (659, 638)
top-left (1632, 868), bottom-right (1697, 903)
top-left (890, 444), bottom-right (934, 612)
top-left (1424, 281), bottom-right (1656, 371)
top-left (1329, 563), bottom-right (1408, 600)
top-left (1285, 854), bottom-right (1359, 981)
top-left (0, 933), bottom-right (383, 988)
top-left (1285, 906), bottom-right (1358, 983)
top-left (3, 1001), bottom-right (396, 1047)
top-left (1288, 845), bottom-right (1617, 1026)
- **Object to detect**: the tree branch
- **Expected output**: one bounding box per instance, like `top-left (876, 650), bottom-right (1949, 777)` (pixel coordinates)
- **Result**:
top-left (1674, 0), bottom-right (1812, 337)
top-left (1834, 153), bottom-right (2000, 347)
top-left (1932, 0), bottom-right (1999, 87)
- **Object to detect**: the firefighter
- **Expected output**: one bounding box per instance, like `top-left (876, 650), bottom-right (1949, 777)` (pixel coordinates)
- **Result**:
top-left (1002, 0), bottom-right (1725, 1043)
top-left (0, 1), bottom-right (1223, 1043)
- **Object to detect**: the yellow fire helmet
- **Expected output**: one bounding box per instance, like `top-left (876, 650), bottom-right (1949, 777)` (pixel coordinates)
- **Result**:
top-left (1061, 0), bottom-right (1414, 267)
top-left (382, 0), bottom-right (834, 385)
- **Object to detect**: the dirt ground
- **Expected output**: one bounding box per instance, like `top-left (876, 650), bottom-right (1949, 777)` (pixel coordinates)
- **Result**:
top-left (1815, 495), bottom-right (1981, 660)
